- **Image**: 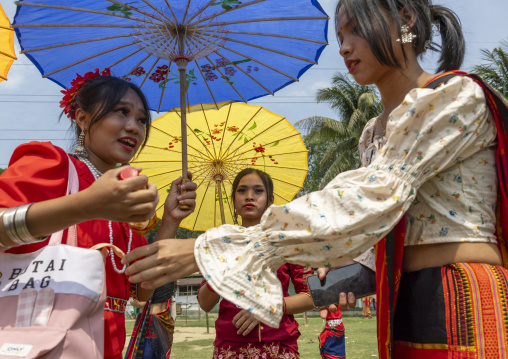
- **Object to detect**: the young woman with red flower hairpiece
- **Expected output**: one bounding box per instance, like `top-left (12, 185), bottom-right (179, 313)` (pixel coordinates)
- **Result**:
top-left (0, 69), bottom-right (197, 359)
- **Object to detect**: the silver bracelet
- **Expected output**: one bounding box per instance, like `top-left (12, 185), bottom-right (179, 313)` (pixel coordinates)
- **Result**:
top-left (14, 204), bottom-right (34, 243)
top-left (0, 210), bottom-right (13, 249)
top-left (2, 204), bottom-right (44, 246)
top-left (2, 207), bottom-right (24, 246)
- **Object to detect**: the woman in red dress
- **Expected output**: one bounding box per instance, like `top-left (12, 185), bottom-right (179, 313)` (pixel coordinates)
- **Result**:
top-left (0, 69), bottom-right (196, 359)
top-left (197, 168), bottom-right (315, 359)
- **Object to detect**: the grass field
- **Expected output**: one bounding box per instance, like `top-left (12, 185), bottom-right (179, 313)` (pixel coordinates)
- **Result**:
top-left (125, 314), bottom-right (378, 358)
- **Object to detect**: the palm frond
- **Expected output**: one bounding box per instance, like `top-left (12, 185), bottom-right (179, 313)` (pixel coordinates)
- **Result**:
top-left (473, 41), bottom-right (508, 103)
top-left (297, 72), bottom-right (382, 194)
top-left (319, 154), bottom-right (360, 188)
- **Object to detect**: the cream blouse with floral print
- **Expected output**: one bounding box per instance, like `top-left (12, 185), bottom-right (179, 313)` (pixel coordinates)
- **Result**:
top-left (194, 76), bottom-right (498, 328)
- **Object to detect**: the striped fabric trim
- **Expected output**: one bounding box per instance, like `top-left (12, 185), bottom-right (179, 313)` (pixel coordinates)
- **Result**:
top-left (443, 263), bottom-right (508, 358)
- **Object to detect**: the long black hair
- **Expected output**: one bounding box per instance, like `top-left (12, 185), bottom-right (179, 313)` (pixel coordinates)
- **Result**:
top-left (231, 168), bottom-right (274, 225)
top-left (63, 76), bottom-right (152, 152)
top-left (335, 0), bottom-right (465, 72)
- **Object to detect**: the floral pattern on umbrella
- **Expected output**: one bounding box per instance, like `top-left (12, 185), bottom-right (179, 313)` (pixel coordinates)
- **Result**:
top-left (13, 0), bottom-right (329, 112)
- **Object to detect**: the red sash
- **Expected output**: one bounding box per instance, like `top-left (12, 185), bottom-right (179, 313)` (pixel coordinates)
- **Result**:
top-left (374, 70), bottom-right (508, 359)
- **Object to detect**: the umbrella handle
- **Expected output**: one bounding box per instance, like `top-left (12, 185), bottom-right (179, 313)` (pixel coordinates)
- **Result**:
top-left (177, 57), bottom-right (191, 211)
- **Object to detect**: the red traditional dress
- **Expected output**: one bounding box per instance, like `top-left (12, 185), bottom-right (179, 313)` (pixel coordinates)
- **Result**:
top-left (0, 141), bottom-right (148, 359)
top-left (198, 264), bottom-right (312, 359)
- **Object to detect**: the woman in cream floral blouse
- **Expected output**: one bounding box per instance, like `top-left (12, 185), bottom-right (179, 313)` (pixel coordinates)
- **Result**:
top-left (124, 0), bottom-right (508, 357)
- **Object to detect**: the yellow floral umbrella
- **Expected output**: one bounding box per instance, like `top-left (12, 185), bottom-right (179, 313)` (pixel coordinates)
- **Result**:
top-left (0, 4), bottom-right (16, 83)
top-left (131, 101), bottom-right (308, 231)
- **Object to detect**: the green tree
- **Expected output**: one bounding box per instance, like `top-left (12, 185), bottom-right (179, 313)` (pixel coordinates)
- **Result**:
top-left (146, 218), bottom-right (203, 241)
top-left (297, 135), bottom-right (328, 196)
top-left (473, 39), bottom-right (508, 104)
top-left (296, 73), bottom-right (382, 189)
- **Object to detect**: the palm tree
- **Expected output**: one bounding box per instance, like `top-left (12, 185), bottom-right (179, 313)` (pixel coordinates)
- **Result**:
top-left (473, 39), bottom-right (508, 104)
top-left (296, 73), bottom-right (382, 188)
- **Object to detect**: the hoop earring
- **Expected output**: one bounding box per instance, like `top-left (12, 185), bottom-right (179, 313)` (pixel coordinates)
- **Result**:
top-left (74, 131), bottom-right (88, 158)
top-left (396, 25), bottom-right (417, 44)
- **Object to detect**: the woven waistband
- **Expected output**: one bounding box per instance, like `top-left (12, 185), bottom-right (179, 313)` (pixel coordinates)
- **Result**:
top-left (326, 318), bottom-right (343, 327)
top-left (105, 296), bottom-right (128, 313)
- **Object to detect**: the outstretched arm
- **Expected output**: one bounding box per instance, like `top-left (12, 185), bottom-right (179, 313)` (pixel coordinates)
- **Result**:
top-left (1, 165), bottom-right (158, 248)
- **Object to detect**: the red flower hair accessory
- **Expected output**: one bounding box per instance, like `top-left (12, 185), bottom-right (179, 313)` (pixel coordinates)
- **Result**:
top-left (60, 68), bottom-right (111, 119)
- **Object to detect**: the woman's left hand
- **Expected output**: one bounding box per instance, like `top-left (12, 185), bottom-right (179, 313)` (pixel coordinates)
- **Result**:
top-left (163, 171), bottom-right (197, 222)
top-left (233, 309), bottom-right (260, 336)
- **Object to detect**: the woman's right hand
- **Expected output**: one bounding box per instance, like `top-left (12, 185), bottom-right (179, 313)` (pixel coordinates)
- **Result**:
top-left (233, 309), bottom-right (260, 336)
top-left (81, 166), bottom-right (158, 223)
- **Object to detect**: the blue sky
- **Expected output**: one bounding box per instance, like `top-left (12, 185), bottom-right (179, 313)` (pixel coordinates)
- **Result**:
top-left (1, 0), bottom-right (507, 168)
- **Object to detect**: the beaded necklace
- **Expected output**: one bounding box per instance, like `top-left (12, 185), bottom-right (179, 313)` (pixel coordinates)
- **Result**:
top-left (78, 156), bottom-right (133, 274)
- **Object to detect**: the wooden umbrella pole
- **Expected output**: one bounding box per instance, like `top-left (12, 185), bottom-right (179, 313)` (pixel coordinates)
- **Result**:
top-left (215, 178), bottom-right (226, 225)
top-left (214, 159), bottom-right (226, 224)
top-left (177, 58), bottom-right (191, 210)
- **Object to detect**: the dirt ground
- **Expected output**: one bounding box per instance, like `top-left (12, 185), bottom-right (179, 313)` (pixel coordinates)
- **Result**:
top-left (172, 327), bottom-right (216, 343)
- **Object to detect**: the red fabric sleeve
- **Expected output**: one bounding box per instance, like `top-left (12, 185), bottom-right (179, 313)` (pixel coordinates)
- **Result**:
top-left (0, 141), bottom-right (68, 207)
top-left (289, 264), bottom-right (313, 294)
top-left (1, 142), bottom-right (70, 254)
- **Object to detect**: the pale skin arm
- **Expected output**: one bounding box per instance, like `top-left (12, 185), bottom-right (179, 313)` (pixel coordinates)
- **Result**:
top-left (0, 166), bottom-right (158, 247)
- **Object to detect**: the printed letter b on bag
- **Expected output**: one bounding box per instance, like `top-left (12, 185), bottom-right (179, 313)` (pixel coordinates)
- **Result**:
top-left (0, 245), bottom-right (103, 301)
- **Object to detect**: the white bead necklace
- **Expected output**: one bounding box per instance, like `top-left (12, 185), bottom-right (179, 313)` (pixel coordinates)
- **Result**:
top-left (78, 156), bottom-right (103, 180)
top-left (108, 220), bottom-right (132, 274)
top-left (78, 156), bottom-right (133, 274)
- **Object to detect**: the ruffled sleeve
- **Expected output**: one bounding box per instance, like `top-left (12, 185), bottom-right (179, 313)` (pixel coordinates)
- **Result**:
top-left (195, 75), bottom-right (496, 328)
top-left (289, 264), bottom-right (313, 294)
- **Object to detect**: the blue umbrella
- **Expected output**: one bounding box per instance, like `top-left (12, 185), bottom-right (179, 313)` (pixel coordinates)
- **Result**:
top-left (13, 0), bottom-right (328, 180)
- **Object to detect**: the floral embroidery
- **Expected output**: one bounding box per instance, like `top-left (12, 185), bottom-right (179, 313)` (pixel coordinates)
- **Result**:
top-left (212, 343), bottom-right (298, 359)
